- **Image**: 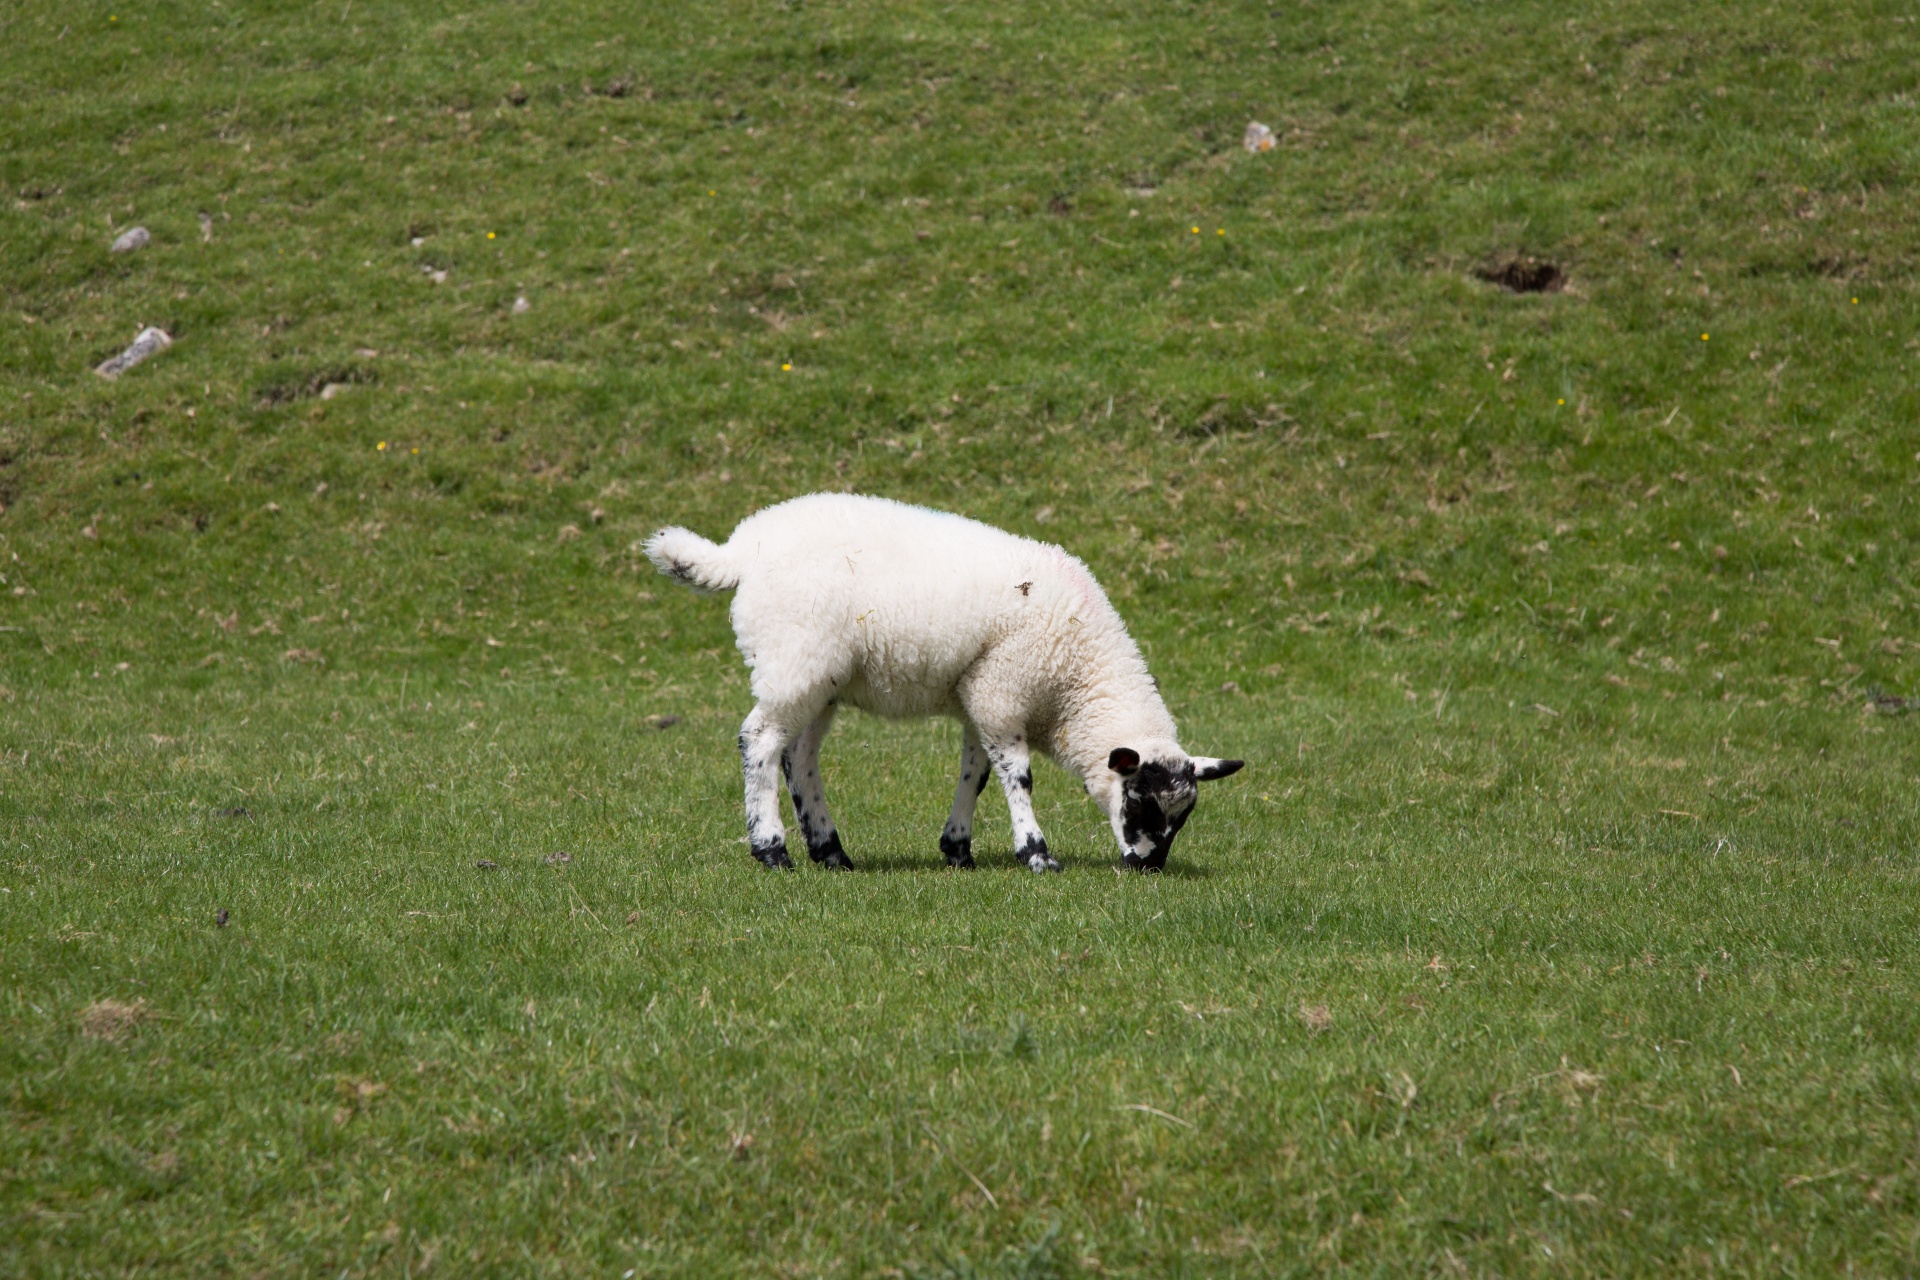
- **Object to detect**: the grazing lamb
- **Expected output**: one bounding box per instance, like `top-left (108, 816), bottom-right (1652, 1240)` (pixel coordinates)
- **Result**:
top-left (645, 493), bottom-right (1243, 873)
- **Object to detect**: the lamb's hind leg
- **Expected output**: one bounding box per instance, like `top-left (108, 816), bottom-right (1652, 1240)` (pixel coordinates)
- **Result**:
top-left (985, 733), bottom-right (1058, 873)
top-left (938, 722), bottom-right (988, 868)
top-left (739, 704), bottom-right (796, 869)
top-left (784, 704), bottom-right (852, 870)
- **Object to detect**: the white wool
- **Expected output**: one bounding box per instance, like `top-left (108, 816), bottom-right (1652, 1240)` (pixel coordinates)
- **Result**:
top-left (648, 493), bottom-right (1232, 869)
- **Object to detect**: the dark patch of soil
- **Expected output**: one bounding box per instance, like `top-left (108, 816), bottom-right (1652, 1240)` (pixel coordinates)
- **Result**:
top-left (255, 366), bottom-right (376, 407)
top-left (1869, 688), bottom-right (1914, 714)
top-left (586, 74), bottom-right (638, 99)
top-left (1475, 256), bottom-right (1566, 294)
top-left (1809, 254), bottom-right (1867, 280)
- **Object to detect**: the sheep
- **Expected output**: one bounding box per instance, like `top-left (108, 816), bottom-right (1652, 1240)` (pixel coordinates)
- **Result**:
top-left (645, 493), bottom-right (1243, 873)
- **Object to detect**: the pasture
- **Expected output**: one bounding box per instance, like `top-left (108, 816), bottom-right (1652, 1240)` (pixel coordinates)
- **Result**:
top-left (3, 0), bottom-right (1918, 1274)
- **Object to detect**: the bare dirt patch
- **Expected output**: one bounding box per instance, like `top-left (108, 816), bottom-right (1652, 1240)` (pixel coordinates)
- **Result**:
top-left (79, 998), bottom-right (151, 1042)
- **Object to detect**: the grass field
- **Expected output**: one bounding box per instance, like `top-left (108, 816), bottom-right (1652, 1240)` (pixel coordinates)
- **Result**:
top-left (5, 0), bottom-right (1920, 1273)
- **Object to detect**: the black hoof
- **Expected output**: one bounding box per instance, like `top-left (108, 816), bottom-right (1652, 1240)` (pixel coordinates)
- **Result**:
top-left (1122, 851), bottom-right (1165, 873)
top-left (1017, 836), bottom-right (1059, 874)
top-left (808, 831), bottom-right (854, 870)
top-left (940, 832), bottom-right (976, 869)
top-left (751, 840), bottom-right (794, 870)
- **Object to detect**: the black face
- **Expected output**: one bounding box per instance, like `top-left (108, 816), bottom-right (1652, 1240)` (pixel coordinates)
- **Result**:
top-left (1107, 748), bottom-right (1244, 871)
top-left (1118, 760), bottom-right (1198, 871)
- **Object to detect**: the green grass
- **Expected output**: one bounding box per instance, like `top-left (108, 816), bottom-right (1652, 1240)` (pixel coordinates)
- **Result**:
top-left (5, 0), bottom-right (1920, 1273)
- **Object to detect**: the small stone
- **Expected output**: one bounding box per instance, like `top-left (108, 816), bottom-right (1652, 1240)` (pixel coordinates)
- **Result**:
top-left (215, 907), bottom-right (230, 927)
top-left (111, 226), bottom-right (152, 254)
top-left (319, 383), bottom-right (348, 400)
top-left (511, 295), bottom-right (531, 314)
top-left (474, 859), bottom-right (498, 870)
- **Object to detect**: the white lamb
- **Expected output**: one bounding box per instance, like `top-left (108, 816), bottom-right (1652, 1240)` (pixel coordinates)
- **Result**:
top-left (645, 493), bottom-right (1243, 873)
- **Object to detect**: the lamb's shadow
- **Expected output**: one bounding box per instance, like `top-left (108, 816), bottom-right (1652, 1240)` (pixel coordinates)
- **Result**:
top-left (1132, 860), bottom-right (1214, 880)
top-left (808, 852), bottom-right (1215, 878)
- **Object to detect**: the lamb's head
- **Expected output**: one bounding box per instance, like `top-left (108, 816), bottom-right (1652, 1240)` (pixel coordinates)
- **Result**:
top-left (1104, 747), bottom-right (1244, 870)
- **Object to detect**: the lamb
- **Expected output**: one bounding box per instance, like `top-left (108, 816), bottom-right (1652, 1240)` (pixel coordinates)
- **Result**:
top-left (645, 493), bottom-right (1243, 873)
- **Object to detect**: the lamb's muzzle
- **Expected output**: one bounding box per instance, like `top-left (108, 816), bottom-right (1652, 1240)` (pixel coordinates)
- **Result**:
top-left (647, 494), bottom-right (1245, 872)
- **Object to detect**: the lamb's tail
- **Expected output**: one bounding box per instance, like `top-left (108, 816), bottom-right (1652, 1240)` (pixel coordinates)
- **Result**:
top-left (644, 526), bottom-right (742, 594)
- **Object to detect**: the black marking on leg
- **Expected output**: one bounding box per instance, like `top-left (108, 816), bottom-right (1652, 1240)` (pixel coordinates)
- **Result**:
top-left (808, 829), bottom-right (853, 871)
top-left (751, 839), bottom-right (794, 870)
top-left (940, 831), bottom-right (975, 869)
top-left (1015, 770), bottom-right (1033, 792)
top-left (973, 769), bottom-right (990, 797)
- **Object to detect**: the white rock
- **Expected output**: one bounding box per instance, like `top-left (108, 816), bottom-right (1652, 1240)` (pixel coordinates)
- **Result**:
top-left (512, 295), bottom-right (531, 314)
top-left (95, 327), bottom-right (172, 378)
top-left (111, 226), bottom-right (152, 254)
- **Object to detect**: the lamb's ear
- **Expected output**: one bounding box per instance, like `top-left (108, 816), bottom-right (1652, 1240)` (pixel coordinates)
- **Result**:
top-left (1108, 747), bottom-right (1142, 776)
top-left (1192, 756), bottom-right (1245, 782)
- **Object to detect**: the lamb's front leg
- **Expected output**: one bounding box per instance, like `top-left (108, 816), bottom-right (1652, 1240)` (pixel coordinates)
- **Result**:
top-left (738, 705), bottom-right (795, 869)
top-left (939, 722), bottom-right (988, 869)
top-left (985, 735), bottom-right (1058, 873)
top-left (783, 704), bottom-right (852, 870)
